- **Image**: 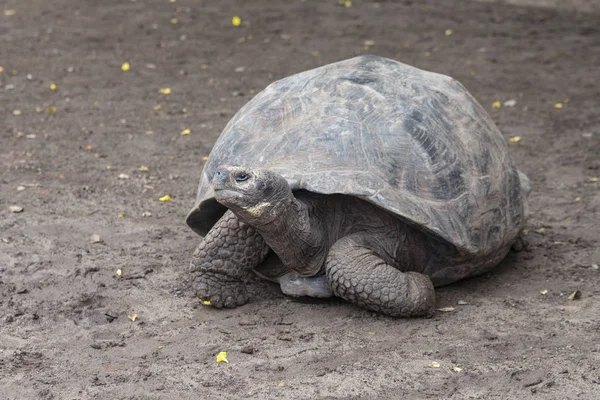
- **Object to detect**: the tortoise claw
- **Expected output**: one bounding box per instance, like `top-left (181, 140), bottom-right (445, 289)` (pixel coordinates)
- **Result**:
top-left (193, 270), bottom-right (249, 309)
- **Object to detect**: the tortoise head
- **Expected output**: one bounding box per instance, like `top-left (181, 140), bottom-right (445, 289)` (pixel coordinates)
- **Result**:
top-left (212, 165), bottom-right (293, 224)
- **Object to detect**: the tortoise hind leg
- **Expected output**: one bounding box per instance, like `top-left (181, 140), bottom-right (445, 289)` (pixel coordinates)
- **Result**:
top-left (191, 210), bottom-right (270, 308)
top-left (325, 234), bottom-right (435, 317)
top-left (278, 273), bottom-right (333, 298)
top-left (252, 254), bottom-right (334, 298)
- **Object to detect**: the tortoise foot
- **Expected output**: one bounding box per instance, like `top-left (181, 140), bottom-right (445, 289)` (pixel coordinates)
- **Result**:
top-left (192, 271), bottom-right (249, 309)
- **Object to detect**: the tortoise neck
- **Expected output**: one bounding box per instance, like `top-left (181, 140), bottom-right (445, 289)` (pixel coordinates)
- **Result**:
top-left (253, 195), bottom-right (327, 276)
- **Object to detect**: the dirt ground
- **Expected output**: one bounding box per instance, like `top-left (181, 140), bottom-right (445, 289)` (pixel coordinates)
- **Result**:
top-left (1, 0), bottom-right (599, 399)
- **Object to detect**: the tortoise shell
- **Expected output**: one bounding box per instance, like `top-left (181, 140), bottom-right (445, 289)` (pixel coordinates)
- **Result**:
top-left (187, 55), bottom-right (526, 256)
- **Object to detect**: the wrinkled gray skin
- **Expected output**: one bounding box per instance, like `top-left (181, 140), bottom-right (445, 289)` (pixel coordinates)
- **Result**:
top-left (188, 55), bottom-right (530, 317)
top-left (191, 165), bottom-right (436, 317)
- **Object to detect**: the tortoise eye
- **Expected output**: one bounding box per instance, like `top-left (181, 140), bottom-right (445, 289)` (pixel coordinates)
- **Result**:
top-left (234, 173), bottom-right (249, 182)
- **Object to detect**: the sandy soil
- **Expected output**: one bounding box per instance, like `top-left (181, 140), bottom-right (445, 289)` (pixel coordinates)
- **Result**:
top-left (1, 0), bottom-right (599, 399)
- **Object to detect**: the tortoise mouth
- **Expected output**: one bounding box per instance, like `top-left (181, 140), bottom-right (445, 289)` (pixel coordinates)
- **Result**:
top-left (213, 188), bottom-right (245, 205)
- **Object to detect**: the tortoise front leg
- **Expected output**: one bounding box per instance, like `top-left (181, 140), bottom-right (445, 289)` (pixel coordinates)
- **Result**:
top-left (325, 234), bottom-right (435, 317)
top-left (190, 210), bottom-right (270, 308)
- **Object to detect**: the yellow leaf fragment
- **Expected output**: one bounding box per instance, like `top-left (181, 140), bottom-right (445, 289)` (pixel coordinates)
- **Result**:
top-left (202, 156), bottom-right (209, 161)
top-left (50, 83), bottom-right (57, 91)
top-left (568, 290), bottom-right (581, 301)
top-left (232, 16), bottom-right (241, 27)
top-left (170, 18), bottom-right (178, 24)
top-left (535, 227), bottom-right (545, 234)
top-left (159, 87), bottom-right (171, 95)
top-left (118, 212), bottom-right (126, 218)
top-left (159, 194), bottom-right (172, 202)
top-left (138, 165), bottom-right (149, 172)
top-left (216, 351), bottom-right (229, 363)
top-left (492, 101), bottom-right (501, 109)
top-left (554, 103), bottom-right (563, 109)
top-left (574, 197), bottom-right (581, 202)
top-left (180, 128), bottom-right (191, 135)
top-left (0, 66), bottom-right (3, 72)
top-left (540, 289), bottom-right (548, 295)
top-left (428, 361), bottom-right (441, 368)
top-left (128, 313), bottom-right (138, 321)
top-left (153, 104), bottom-right (162, 111)
top-left (508, 136), bottom-right (521, 143)
top-left (445, 29), bottom-right (453, 36)
top-left (116, 269), bottom-right (123, 276)
top-left (340, 0), bottom-right (352, 7)
top-left (121, 62), bottom-right (131, 71)
top-left (451, 365), bottom-right (463, 372)
top-left (589, 177), bottom-right (598, 183)
top-left (158, 345), bottom-right (164, 349)
top-left (201, 300), bottom-right (211, 305)
top-left (106, 165), bottom-right (112, 170)
top-left (368, 331), bottom-right (376, 335)
top-left (12, 109), bottom-right (21, 116)
top-left (4, 9), bottom-right (16, 16)
top-left (48, 106), bottom-right (57, 113)
top-left (277, 382), bottom-right (285, 387)
top-left (200, 64), bottom-right (209, 70)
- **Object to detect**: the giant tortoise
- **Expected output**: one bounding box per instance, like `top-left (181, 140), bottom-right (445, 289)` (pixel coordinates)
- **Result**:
top-left (186, 55), bottom-right (530, 317)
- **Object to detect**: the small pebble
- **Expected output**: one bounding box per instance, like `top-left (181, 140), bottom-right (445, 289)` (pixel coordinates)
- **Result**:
top-left (241, 346), bottom-right (255, 354)
top-left (503, 99), bottom-right (517, 107)
top-left (142, 211), bottom-right (153, 217)
top-left (17, 186), bottom-right (25, 191)
top-left (26, 134), bottom-right (36, 139)
top-left (457, 300), bottom-right (469, 305)
top-left (89, 234), bottom-right (103, 244)
top-left (118, 174), bottom-right (130, 180)
top-left (9, 206), bottom-right (24, 213)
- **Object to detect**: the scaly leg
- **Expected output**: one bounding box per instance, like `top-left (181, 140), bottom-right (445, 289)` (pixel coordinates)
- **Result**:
top-left (190, 210), bottom-right (270, 308)
top-left (325, 234), bottom-right (435, 317)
